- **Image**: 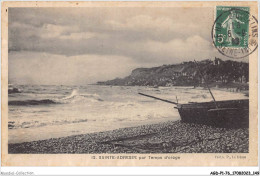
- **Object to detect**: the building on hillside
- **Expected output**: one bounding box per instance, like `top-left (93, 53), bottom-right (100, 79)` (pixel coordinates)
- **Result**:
top-left (214, 57), bottom-right (223, 65)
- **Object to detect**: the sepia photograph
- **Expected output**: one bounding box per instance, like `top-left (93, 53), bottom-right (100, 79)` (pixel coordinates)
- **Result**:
top-left (1, 1), bottom-right (258, 167)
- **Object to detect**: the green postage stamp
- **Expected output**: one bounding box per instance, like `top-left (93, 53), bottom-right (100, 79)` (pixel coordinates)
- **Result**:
top-left (215, 6), bottom-right (249, 48)
top-left (213, 6), bottom-right (258, 58)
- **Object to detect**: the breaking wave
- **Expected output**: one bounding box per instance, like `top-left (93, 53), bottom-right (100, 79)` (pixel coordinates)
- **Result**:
top-left (56, 89), bottom-right (103, 104)
top-left (8, 89), bottom-right (103, 106)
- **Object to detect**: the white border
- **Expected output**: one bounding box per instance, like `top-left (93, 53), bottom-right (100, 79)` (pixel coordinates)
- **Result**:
top-left (0, 0), bottom-right (259, 175)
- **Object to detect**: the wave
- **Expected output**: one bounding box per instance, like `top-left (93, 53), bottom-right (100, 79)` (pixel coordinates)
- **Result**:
top-left (55, 89), bottom-right (103, 104)
top-left (8, 99), bottom-right (58, 106)
top-left (8, 118), bottom-right (89, 129)
top-left (8, 89), bottom-right (103, 106)
top-left (62, 89), bottom-right (78, 99)
top-left (8, 87), bottom-right (21, 94)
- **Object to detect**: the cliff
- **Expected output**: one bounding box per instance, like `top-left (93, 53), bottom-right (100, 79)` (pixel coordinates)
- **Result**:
top-left (97, 58), bottom-right (249, 88)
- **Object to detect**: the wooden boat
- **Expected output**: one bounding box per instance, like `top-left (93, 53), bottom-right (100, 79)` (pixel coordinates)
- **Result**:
top-left (138, 93), bottom-right (249, 128)
top-left (176, 99), bottom-right (249, 128)
top-left (138, 61), bottom-right (249, 128)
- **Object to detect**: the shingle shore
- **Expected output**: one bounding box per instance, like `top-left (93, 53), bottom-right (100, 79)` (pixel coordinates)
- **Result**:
top-left (8, 120), bottom-right (248, 153)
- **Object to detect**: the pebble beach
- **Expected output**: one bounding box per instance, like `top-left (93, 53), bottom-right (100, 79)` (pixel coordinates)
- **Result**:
top-left (9, 120), bottom-right (248, 154)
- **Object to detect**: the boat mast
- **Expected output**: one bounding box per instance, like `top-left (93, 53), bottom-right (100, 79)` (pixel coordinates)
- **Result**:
top-left (138, 93), bottom-right (178, 105)
top-left (194, 60), bottom-right (218, 109)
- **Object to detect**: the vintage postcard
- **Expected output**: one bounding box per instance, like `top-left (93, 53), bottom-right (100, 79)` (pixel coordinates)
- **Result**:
top-left (1, 1), bottom-right (258, 166)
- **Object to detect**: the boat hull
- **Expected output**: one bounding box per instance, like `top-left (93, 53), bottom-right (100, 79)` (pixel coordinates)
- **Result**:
top-left (176, 99), bottom-right (249, 128)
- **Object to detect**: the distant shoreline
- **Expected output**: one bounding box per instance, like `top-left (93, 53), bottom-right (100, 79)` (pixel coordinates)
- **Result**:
top-left (94, 83), bottom-right (249, 97)
top-left (97, 59), bottom-right (249, 89)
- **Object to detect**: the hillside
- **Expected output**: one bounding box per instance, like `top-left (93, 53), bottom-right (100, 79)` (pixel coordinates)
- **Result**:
top-left (97, 58), bottom-right (249, 88)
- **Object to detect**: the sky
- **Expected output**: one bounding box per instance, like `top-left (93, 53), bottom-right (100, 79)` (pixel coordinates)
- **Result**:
top-left (8, 7), bottom-right (246, 85)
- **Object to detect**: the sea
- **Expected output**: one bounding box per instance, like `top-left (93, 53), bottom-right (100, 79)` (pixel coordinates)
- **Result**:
top-left (8, 84), bottom-right (248, 144)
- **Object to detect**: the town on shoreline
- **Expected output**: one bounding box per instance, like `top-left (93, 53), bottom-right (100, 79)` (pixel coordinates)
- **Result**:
top-left (97, 58), bottom-right (249, 91)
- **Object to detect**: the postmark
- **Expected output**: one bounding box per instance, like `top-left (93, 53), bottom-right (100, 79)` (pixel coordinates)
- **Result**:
top-left (212, 6), bottom-right (258, 58)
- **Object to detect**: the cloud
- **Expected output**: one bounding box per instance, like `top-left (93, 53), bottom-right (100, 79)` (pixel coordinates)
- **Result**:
top-left (9, 19), bottom-right (216, 62)
top-left (9, 21), bottom-right (80, 39)
top-left (107, 15), bottom-right (195, 33)
top-left (8, 51), bottom-right (139, 85)
top-left (9, 7), bottom-right (214, 55)
top-left (105, 14), bottom-right (213, 42)
top-left (59, 32), bottom-right (104, 40)
top-left (144, 35), bottom-right (214, 58)
top-left (119, 35), bottom-right (219, 64)
top-left (40, 24), bottom-right (79, 39)
top-left (8, 7), bottom-right (247, 85)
